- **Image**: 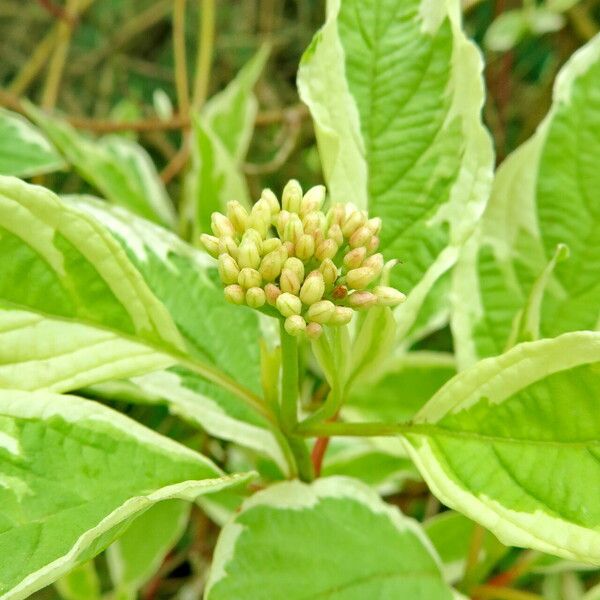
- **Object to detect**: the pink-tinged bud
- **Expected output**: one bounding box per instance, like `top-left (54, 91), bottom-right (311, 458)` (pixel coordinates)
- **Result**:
top-left (280, 268), bottom-right (301, 295)
top-left (284, 314), bottom-right (306, 336)
top-left (238, 267), bottom-right (262, 289)
top-left (282, 179), bottom-right (303, 213)
top-left (327, 203), bottom-right (346, 227)
top-left (373, 286), bottom-right (406, 307)
top-left (237, 239), bottom-right (261, 269)
top-left (218, 254), bottom-right (240, 284)
top-left (246, 286), bottom-right (266, 308)
top-left (346, 267), bottom-right (377, 289)
top-left (282, 241), bottom-right (295, 257)
top-left (224, 284), bottom-right (245, 305)
top-left (343, 247), bottom-right (367, 270)
top-left (295, 234), bottom-right (315, 261)
top-left (319, 259), bottom-right (338, 287)
top-left (347, 291), bottom-right (378, 309)
top-left (366, 217), bottom-right (382, 235)
top-left (327, 224), bottom-right (344, 246)
top-left (363, 252), bottom-right (384, 275)
top-left (306, 322), bottom-right (323, 339)
top-left (276, 211), bottom-right (291, 237)
top-left (367, 236), bottom-right (380, 254)
top-left (261, 237), bottom-right (282, 255)
top-left (283, 214), bottom-right (303, 244)
top-left (276, 292), bottom-right (302, 317)
top-left (227, 201), bottom-right (249, 233)
top-left (259, 250), bottom-right (283, 281)
top-left (349, 225), bottom-right (372, 249)
top-left (242, 228), bottom-right (263, 246)
top-left (330, 306), bottom-right (353, 325)
top-left (284, 257), bottom-right (305, 281)
top-left (261, 188), bottom-right (280, 215)
top-left (307, 300), bottom-right (335, 324)
top-left (315, 239), bottom-right (338, 261)
top-left (211, 213), bottom-right (235, 238)
top-left (303, 212), bottom-right (326, 235)
top-left (265, 283), bottom-right (282, 305)
top-left (332, 285), bottom-right (348, 300)
top-left (218, 236), bottom-right (238, 259)
top-left (299, 272), bottom-right (325, 305)
top-left (300, 185), bottom-right (325, 216)
top-left (341, 210), bottom-right (366, 237)
top-left (199, 234), bottom-right (220, 258)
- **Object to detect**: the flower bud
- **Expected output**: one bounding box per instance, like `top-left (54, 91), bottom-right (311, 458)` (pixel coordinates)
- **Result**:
top-left (261, 188), bottom-right (280, 215)
top-left (341, 210), bottom-right (366, 237)
top-left (237, 239), bottom-right (261, 269)
top-left (265, 283), bottom-right (282, 305)
top-left (300, 185), bottom-right (325, 216)
top-left (346, 266), bottom-right (377, 289)
top-left (373, 285), bottom-right (406, 307)
top-left (276, 292), bottom-right (302, 317)
top-left (349, 225), bottom-right (372, 249)
top-left (248, 211), bottom-right (270, 238)
top-left (332, 285), bottom-right (348, 300)
top-left (199, 234), bottom-right (220, 258)
top-left (224, 284), bottom-right (245, 305)
top-left (299, 272), bottom-right (325, 305)
top-left (276, 210), bottom-right (291, 237)
top-left (246, 286), bottom-right (266, 308)
top-left (283, 214), bottom-right (303, 244)
top-left (343, 247), bottom-right (367, 270)
top-left (261, 237), bottom-right (282, 255)
top-left (327, 224), bottom-right (344, 247)
top-left (238, 267), bottom-right (262, 289)
top-left (284, 314), bottom-right (306, 336)
top-left (218, 254), bottom-right (240, 284)
top-left (211, 213), bottom-right (235, 238)
top-left (218, 235), bottom-right (238, 259)
top-left (284, 257), bottom-right (305, 281)
top-left (242, 228), bottom-right (263, 246)
top-left (295, 234), bottom-right (315, 261)
top-left (307, 300), bottom-right (335, 324)
top-left (363, 252), bottom-right (384, 276)
top-left (366, 217), bottom-right (382, 235)
top-left (282, 179), bottom-right (302, 213)
top-left (347, 290), bottom-right (378, 309)
top-left (327, 203), bottom-right (346, 227)
top-left (315, 239), bottom-right (338, 261)
top-left (303, 212), bottom-right (326, 235)
top-left (330, 306), bottom-right (353, 325)
top-left (282, 241), bottom-right (295, 257)
top-left (227, 201), bottom-right (249, 233)
top-left (306, 322), bottom-right (323, 339)
top-left (367, 235), bottom-right (380, 254)
top-left (280, 268), bottom-right (301, 295)
top-left (259, 250), bottom-right (283, 281)
top-left (319, 259), bottom-right (338, 287)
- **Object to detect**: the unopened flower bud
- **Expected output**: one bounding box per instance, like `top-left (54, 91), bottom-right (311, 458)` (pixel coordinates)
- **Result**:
top-left (327, 204), bottom-right (346, 227)
top-left (319, 259), bottom-right (338, 287)
top-left (349, 225), bottom-right (372, 249)
top-left (249, 212), bottom-right (270, 238)
top-left (295, 234), bottom-right (315, 261)
top-left (347, 266), bottom-right (377, 289)
top-left (315, 238), bottom-right (338, 261)
top-left (284, 257), bottom-right (305, 281)
top-left (265, 283), bottom-right (282, 305)
top-left (327, 224), bottom-right (344, 246)
top-left (306, 322), bottom-right (323, 339)
top-left (283, 214), bottom-right (303, 244)
top-left (280, 268), bottom-right (301, 295)
top-left (363, 253), bottom-right (384, 276)
top-left (285, 314), bottom-right (306, 336)
top-left (242, 229), bottom-right (263, 246)
top-left (238, 267), bottom-right (262, 289)
top-left (224, 284), bottom-right (245, 305)
top-left (332, 285), bottom-right (348, 300)
top-left (307, 300), bottom-right (335, 324)
top-left (347, 291), bottom-right (378, 309)
top-left (227, 201), bottom-right (249, 233)
top-left (300, 272), bottom-right (325, 305)
top-left (282, 179), bottom-right (302, 213)
top-left (261, 237), bottom-right (282, 255)
top-left (343, 247), bottom-right (367, 270)
top-left (211, 213), bottom-right (235, 238)
top-left (330, 306), bottom-right (353, 325)
top-left (303, 212), bottom-right (326, 235)
top-left (366, 217), bottom-right (382, 235)
top-left (246, 286), bottom-right (266, 308)
top-left (261, 188), bottom-right (280, 215)
top-left (218, 236), bottom-right (238, 259)
top-left (259, 250), bottom-right (283, 281)
top-left (373, 285), bottom-right (406, 307)
top-left (342, 210), bottom-right (366, 237)
top-left (237, 239), bottom-right (261, 269)
top-left (367, 236), bottom-right (380, 254)
top-left (199, 234), bottom-right (220, 258)
top-left (300, 185), bottom-right (325, 216)
top-left (282, 241), bottom-right (295, 257)
top-left (276, 292), bottom-right (302, 317)
top-left (218, 254), bottom-right (240, 284)
top-left (276, 211), bottom-right (291, 237)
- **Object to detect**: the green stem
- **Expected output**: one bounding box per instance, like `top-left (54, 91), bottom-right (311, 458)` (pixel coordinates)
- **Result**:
top-left (279, 321), bottom-right (299, 434)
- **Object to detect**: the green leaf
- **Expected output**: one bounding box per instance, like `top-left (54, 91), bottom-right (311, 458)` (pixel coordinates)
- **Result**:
top-left (107, 500), bottom-right (190, 595)
top-left (0, 108), bottom-right (66, 178)
top-left (0, 389), bottom-right (251, 600)
top-left (403, 331), bottom-right (600, 563)
top-left (452, 33), bottom-right (600, 368)
top-left (205, 477), bottom-right (455, 599)
top-left (54, 562), bottom-right (100, 600)
top-left (484, 10), bottom-right (529, 51)
top-left (27, 106), bottom-right (176, 228)
top-left (298, 0), bottom-right (494, 339)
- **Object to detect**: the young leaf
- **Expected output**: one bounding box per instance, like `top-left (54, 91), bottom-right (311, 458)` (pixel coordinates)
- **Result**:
top-left (452, 33), bottom-right (600, 368)
top-left (403, 331), bottom-right (600, 563)
top-left (0, 108), bottom-right (66, 178)
top-left (298, 0), bottom-right (494, 338)
top-left (0, 389), bottom-right (251, 600)
top-left (205, 477), bottom-right (455, 599)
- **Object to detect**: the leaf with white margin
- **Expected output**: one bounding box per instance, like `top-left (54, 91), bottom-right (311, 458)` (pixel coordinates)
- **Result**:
top-left (402, 331), bottom-right (600, 563)
top-left (0, 389), bottom-right (252, 600)
top-left (26, 105), bottom-right (176, 228)
top-left (452, 33), bottom-right (600, 369)
top-left (205, 476), bottom-right (455, 600)
top-left (298, 0), bottom-right (494, 340)
top-left (0, 108), bottom-right (65, 178)
top-left (107, 500), bottom-right (190, 596)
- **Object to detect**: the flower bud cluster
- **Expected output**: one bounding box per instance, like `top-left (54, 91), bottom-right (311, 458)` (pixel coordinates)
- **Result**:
top-left (200, 181), bottom-right (406, 339)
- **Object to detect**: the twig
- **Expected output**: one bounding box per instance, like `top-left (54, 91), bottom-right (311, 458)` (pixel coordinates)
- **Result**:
top-left (486, 551), bottom-right (539, 588)
top-left (37, 0), bottom-right (76, 24)
top-left (191, 0), bottom-right (215, 112)
top-left (173, 0), bottom-right (190, 118)
top-left (471, 584), bottom-right (543, 600)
